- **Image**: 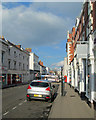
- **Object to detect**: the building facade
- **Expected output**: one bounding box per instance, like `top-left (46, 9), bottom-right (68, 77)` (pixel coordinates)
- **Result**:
top-left (66, 1), bottom-right (96, 104)
top-left (39, 60), bottom-right (47, 75)
top-left (63, 57), bottom-right (68, 79)
top-left (1, 36), bottom-right (30, 86)
top-left (28, 49), bottom-right (40, 80)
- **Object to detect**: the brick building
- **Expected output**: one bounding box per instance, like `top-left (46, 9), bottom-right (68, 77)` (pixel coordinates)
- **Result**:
top-left (66, 1), bottom-right (96, 105)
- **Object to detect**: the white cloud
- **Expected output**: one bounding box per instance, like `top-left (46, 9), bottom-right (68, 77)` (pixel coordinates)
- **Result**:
top-left (2, 3), bottom-right (74, 48)
top-left (52, 60), bottom-right (64, 67)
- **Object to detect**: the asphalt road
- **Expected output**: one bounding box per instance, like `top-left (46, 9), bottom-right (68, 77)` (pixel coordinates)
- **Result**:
top-left (2, 83), bottom-right (59, 119)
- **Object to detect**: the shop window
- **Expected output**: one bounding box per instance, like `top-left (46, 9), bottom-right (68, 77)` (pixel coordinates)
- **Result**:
top-left (2, 74), bottom-right (6, 85)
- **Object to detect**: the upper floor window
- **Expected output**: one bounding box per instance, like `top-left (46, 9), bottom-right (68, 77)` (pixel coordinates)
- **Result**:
top-left (27, 65), bottom-right (28, 70)
top-left (19, 54), bottom-right (21, 58)
top-left (14, 61), bottom-right (16, 70)
top-left (8, 60), bottom-right (11, 69)
top-left (23, 64), bottom-right (25, 70)
top-left (19, 62), bottom-right (21, 70)
top-left (8, 48), bottom-right (10, 55)
top-left (2, 52), bottom-right (4, 64)
top-left (14, 51), bottom-right (16, 58)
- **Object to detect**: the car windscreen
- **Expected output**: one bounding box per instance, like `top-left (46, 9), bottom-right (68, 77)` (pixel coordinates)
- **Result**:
top-left (30, 82), bottom-right (49, 87)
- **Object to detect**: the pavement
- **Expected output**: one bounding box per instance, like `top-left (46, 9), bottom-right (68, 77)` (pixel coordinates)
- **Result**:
top-left (48, 83), bottom-right (95, 119)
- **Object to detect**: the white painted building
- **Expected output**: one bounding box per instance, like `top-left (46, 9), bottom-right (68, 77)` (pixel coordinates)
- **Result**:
top-left (1, 37), bottom-right (30, 86)
top-left (63, 57), bottom-right (68, 81)
top-left (29, 52), bottom-right (40, 80)
top-left (46, 67), bottom-right (50, 75)
top-left (93, 30), bottom-right (96, 102)
top-left (66, 1), bottom-right (96, 105)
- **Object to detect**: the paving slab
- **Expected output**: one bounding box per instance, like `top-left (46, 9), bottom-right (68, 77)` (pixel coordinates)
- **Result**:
top-left (48, 83), bottom-right (94, 119)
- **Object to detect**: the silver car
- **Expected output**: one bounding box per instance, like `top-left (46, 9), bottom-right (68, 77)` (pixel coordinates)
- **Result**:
top-left (27, 80), bottom-right (55, 101)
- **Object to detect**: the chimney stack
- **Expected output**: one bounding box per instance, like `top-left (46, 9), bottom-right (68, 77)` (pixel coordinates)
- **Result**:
top-left (25, 48), bottom-right (32, 53)
top-left (16, 45), bottom-right (21, 49)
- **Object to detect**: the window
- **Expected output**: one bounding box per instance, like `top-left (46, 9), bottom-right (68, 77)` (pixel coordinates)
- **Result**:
top-left (30, 82), bottom-right (49, 87)
top-left (19, 62), bottom-right (21, 70)
top-left (14, 61), bottom-right (16, 70)
top-left (8, 60), bottom-right (11, 69)
top-left (8, 48), bottom-right (10, 55)
top-left (23, 64), bottom-right (25, 70)
top-left (19, 54), bottom-right (21, 58)
top-left (14, 51), bottom-right (16, 58)
top-left (2, 52), bottom-right (4, 64)
top-left (27, 65), bottom-right (28, 70)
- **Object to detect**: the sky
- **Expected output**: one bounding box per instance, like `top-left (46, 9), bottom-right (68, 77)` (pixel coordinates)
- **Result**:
top-left (2, 2), bottom-right (83, 70)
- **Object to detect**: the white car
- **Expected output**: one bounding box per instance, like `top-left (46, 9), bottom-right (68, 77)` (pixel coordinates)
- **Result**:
top-left (27, 80), bottom-right (55, 102)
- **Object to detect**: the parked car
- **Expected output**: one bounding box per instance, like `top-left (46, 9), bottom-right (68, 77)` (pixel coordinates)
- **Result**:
top-left (27, 80), bottom-right (55, 102)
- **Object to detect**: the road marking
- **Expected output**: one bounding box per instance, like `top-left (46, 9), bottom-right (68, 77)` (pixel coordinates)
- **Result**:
top-left (24, 100), bottom-right (27, 102)
top-left (12, 106), bottom-right (17, 110)
top-left (3, 111), bottom-right (9, 116)
top-left (19, 103), bottom-right (23, 105)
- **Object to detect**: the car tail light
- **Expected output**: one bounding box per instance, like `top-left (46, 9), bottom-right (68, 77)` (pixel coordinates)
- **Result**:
top-left (46, 97), bottom-right (50, 99)
top-left (46, 87), bottom-right (50, 91)
top-left (27, 95), bottom-right (29, 97)
top-left (27, 85), bottom-right (31, 89)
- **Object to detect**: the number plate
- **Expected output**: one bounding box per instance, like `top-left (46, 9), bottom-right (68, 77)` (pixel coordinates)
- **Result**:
top-left (34, 94), bottom-right (42, 97)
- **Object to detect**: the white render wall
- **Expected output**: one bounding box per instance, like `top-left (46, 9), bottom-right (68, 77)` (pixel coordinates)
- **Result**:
top-left (1, 39), bottom-right (30, 83)
top-left (1, 40), bottom-right (9, 72)
top-left (29, 53), bottom-right (40, 71)
top-left (7, 45), bottom-right (29, 71)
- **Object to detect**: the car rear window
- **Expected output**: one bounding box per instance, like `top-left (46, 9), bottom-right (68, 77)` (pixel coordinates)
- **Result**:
top-left (30, 82), bottom-right (49, 87)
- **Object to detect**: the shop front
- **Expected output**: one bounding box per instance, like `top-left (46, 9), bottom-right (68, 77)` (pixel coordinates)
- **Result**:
top-left (12, 74), bottom-right (22, 84)
top-left (2, 74), bottom-right (7, 86)
top-left (7, 74), bottom-right (11, 85)
top-left (16, 74), bottom-right (22, 83)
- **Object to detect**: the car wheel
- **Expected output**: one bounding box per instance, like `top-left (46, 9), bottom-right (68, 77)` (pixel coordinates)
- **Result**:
top-left (27, 97), bottom-right (31, 101)
top-left (48, 99), bottom-right (52, 103)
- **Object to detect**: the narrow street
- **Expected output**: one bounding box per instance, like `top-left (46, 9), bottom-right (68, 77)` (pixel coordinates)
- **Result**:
top-left (2, 83), bottom-right (59, 118)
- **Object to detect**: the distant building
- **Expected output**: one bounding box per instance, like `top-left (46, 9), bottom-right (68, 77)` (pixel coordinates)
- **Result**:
top-left (39, 60), bottom-right (47, 75)
top-left (26, 48), bottom-right (40, 80)
top-left (46, 67), bottom-right (50, 75)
